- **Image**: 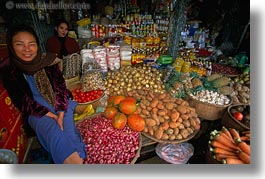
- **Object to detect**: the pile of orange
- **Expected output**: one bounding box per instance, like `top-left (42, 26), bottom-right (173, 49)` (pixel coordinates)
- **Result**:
top-left (104, 95), bottom-right (145, 132)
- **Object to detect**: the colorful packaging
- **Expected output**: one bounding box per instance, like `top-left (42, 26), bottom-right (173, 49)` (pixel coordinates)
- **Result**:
top-left (0, 82), bottom-right (27, 163)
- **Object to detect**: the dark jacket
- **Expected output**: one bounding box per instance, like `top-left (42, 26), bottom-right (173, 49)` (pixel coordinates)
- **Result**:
top-left (46, 36), bottom-right (80, 58)
top-left (2, 60), bottom-right (72, 136)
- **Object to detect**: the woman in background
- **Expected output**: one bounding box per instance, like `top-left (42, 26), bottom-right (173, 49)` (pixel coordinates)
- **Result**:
top-left (46, 19), bottom-right (80, 58)
top-left (3, 25), bottom-right (86, 164)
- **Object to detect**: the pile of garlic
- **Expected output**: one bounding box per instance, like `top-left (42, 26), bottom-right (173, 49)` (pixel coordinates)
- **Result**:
top-left (190, 90), bottom-right (231, 105)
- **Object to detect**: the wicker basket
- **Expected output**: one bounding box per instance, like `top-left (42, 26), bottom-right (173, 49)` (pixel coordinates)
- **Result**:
top-left (75, 113), bottom-right (142, 164)
top-left (187, 95), bottom-right (232, 121)
top-left (62, 53), bottom-right (82, 80)
top-left (67, 81), bottom-right (82, 92)
top-left (65, 76), bottom-right (80, 89)
top-left (221, 104), bottom-right (250, 132)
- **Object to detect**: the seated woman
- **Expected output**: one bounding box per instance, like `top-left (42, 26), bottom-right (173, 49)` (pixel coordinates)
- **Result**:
top-left (46, 19), bottom-right (80, 58)
top-left (3, 25), bottom-right (86, 164)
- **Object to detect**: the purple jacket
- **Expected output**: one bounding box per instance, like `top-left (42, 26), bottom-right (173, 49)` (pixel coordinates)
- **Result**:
top-left (2, 59), bottom-right (72, 121)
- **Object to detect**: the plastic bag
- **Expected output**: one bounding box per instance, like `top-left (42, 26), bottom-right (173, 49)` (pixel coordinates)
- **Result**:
top-left (93, 46), bottom-right (108, 72)
top-left (106, 45), bottom-right (120, 71)
top-left (155, 142), bottom-right (194, 164)
top-left (80, 70), bottom-right (106, 91)
top-left (81, 49), bottom-right (101, 74)
top-left (0, 149), bottom-right (18, 164)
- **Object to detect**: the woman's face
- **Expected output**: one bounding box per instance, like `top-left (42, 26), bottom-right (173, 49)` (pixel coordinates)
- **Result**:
top-left (55, 23), bottom-right (68, 37)
top-left (12, 32), bottom-right (38, 62)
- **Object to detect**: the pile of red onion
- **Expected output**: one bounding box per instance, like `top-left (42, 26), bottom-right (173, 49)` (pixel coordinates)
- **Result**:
top-left (212, 63), bottom-right (240, 76)
top-left (76, 114), bottom-right (140, 164)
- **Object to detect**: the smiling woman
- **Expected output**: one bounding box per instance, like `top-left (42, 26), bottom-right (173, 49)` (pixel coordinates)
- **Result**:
top-left (3, 25), bottom-right (86, 164)
top-left (12, 32), bottom-right (38, 62)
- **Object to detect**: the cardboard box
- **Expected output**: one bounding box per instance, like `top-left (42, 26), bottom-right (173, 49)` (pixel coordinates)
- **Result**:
top-left (0, 81), bottom-right (27, 163)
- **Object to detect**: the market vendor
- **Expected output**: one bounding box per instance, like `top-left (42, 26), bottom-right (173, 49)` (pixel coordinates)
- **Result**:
top-left (3, 25), bottom-right (86, 164)
top-left (46, 19), bottom-right (80, 59)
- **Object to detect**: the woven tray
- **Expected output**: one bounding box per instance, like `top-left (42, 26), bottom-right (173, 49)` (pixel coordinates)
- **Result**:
top-left (68, 81), bottom-right (105, 114)
top-left (75, 113), bottom-right (142, 164)
top-left (141, 129), bottom-right (199, 144)
top-left (68, 81), bottom-right (105, 105)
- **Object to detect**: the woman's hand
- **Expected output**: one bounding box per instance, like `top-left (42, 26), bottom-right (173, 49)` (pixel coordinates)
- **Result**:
top-left (57, 111), bottom-right (65, 131)
top-left (45, 111), bottom-right (65, 130)
top-left (46, 111), bottom-right (58, 119)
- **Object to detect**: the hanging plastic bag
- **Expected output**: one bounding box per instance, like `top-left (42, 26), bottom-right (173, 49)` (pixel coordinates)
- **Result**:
top-left (80, 49), bottom-right (101, 74)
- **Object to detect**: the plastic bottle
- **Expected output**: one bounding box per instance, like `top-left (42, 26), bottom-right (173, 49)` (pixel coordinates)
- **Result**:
top-left (206, 61), bottom-right (212, 76)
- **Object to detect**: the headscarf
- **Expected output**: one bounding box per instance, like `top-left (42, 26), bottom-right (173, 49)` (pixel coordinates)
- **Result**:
top-left (7, 25), bottom-right (60, 107)
top-left (9, 48), bottom-right (56, 75)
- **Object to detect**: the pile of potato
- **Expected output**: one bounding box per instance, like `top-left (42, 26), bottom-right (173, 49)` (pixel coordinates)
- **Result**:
top-left (105, 64), bottom-right (165, 96)
top-left (127, 89), bottom-right (201, 141)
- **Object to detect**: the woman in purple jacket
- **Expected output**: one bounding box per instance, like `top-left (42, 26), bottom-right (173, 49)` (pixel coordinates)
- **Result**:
top-left (2, 25), bottom-right (86, 164)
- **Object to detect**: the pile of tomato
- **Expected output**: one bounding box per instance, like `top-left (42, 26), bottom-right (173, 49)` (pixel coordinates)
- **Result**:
top-left (71, 89), bottom-right (104, 103)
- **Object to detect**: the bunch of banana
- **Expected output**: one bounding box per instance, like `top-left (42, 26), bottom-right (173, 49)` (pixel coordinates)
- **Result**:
top-left (74, 105), bottom-right (95, 121)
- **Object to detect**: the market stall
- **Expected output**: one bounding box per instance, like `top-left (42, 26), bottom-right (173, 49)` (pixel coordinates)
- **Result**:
top-left (0, 0), bottom-right (250, 164)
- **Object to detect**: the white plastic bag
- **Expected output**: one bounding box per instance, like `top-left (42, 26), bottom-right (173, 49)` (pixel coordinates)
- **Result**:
top-left (155, 142), bottom-right (194, 164)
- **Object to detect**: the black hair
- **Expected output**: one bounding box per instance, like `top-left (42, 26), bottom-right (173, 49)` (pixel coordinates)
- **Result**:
top-left (54, 19), bottom-right (70, 36)
top-left (6, 25), bottom-right (40, 46)
top-left (55, 19), bottom-right (70, 28)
